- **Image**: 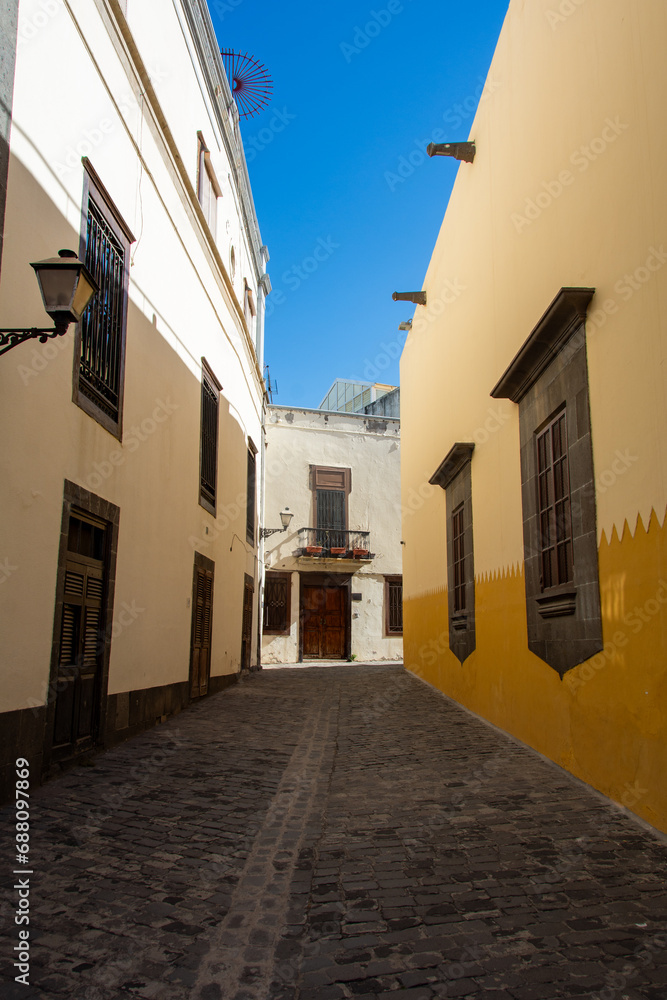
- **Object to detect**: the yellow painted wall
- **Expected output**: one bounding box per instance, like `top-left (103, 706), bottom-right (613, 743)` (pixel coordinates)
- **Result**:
top-left (401, 0), bottom-right (667, 831)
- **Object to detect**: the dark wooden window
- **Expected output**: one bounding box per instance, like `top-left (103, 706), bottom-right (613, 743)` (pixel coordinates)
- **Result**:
top-left (199, 360), bottom-right (220, 515)
top-left (452, 503), bottom-right (466, 612)
top-left (246, 443), bottom-right (256, 545)
top-left (263, 572), bottom-right (291, 634)
top-left (536, 408), bottom-right (573, 590)
top-left (385, 576), bottom-right (403, 635)
top-left (75, 162), bottom-right (133, 437)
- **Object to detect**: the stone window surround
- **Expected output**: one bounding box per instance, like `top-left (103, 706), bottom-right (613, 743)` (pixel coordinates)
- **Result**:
top-left (430, 442), bottom-right (476, 664)
top-left (491, 287), bottom-right (603, 676)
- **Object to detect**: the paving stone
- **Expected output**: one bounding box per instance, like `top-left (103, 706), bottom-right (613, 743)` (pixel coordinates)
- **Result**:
top-left (2, 663), bottom-right (667, 999)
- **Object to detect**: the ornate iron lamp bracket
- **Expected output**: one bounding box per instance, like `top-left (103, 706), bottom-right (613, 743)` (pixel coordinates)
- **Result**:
top-left (0, 321), bottom-right (70, 357)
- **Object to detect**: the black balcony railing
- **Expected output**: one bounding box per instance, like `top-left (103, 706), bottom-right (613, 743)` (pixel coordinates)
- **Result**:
top-left (298, 528), bottom-right (372, 559)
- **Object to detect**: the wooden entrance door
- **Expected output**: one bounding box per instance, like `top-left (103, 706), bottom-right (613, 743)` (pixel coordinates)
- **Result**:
top-left (241, 575), bottom-right (254, 670)
top-left (53, 513), bottom-right (107, 755)
top-left (190, 556), bottom-right (214, 698)
top-left (302, 583), bottom-right (347, 659)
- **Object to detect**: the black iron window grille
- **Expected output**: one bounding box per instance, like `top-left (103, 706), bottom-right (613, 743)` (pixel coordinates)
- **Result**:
top-left (452, 502), bottom-right (466, 613)
top-left (386, 577), bottom-right (403, 634)
top-left (537, 408), bottom-right (573, 590)
top-left (199, 363), bottom-right (220, 514)
top-left (79, 200), bottom-right (124, 422)
top-left (263, 573), bottom-right (290, 633)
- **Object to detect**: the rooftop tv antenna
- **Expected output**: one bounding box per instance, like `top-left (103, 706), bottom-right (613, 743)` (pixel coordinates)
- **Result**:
top-left (221, 51), bottom-right (273, 118)
top-left (264, 365), bottom-right (278, 403)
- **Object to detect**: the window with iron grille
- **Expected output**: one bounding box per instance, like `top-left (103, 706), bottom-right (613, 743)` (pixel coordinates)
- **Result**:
top-left (452, 503), bottom-right (466, 612)
top-left (263, 572), bottom-right (290, 634)
top-left (536, 409), bottom-right (573, 590)
top-left (246, 445), bottom-right (256, 544)
top-left (385, 576), bottom-right (403, 635)
top-left (199, 361), bottom-right (220, 515)
top-left (75, 163), bottom-right (132, 436)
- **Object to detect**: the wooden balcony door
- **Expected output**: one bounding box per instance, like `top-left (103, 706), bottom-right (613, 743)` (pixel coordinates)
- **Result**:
top-left (301, 577), bottom-right (349, 660)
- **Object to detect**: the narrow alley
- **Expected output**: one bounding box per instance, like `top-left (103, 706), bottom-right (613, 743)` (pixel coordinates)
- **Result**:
top-left (1, 664), bottom-right (666, 1000)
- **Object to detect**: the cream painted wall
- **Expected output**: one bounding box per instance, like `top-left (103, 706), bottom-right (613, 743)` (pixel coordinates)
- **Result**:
top-left (262, 407), bottom-right (403, 663)
top-left (0, 0), bottom-right (266, 712)
top-left (402, 0), bottom-right (667, 592)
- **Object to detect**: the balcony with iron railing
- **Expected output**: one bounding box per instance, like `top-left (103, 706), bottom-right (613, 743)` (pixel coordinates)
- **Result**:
top-left (297, 528), bottom-right (373, 560)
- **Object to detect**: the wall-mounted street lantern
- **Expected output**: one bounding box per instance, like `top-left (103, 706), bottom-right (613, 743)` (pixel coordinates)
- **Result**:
top-left (392, 291), bottom-right (427, 306)
top-left (398, 320), bottom-right (412, 331)
top-left (427, 141), bottom-right (476, 163)
top-left (0, 249), bottom-right (98, 357)
top-left (261, 507), bottom-right (293, 538)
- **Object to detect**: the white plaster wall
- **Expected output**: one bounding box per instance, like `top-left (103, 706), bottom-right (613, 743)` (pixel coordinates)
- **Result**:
top-left (262, 407), bottom-right (403, 663)
top-left (0, 0), bottom-right (266, 711)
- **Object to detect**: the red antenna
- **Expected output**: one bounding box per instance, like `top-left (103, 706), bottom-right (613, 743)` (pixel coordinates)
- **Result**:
top-left (221, 51), bottom-right (273, 118)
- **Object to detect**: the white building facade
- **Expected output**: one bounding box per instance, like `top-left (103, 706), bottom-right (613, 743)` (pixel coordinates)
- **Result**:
top-left (262, 405), bottom-right (403, 664)
top-left (0, 0), bottom-right (269, 797)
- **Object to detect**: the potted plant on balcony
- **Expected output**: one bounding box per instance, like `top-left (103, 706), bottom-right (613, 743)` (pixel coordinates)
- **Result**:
top-left (305, 545), bottom-right (323, 555)
top-left (353, 547), bottom-right (369, 559)
top-left (330, 546), bottom-right (346, 556)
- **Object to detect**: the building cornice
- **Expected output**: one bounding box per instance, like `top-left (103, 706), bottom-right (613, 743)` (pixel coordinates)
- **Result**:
top-left (491, 287), bottom-right (595, 403)
top-left (429, 442), bottom-right (475, 490)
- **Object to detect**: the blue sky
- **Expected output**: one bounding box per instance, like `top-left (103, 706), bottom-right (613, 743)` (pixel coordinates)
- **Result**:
top-left (208, 0), bottom-right (509, 409)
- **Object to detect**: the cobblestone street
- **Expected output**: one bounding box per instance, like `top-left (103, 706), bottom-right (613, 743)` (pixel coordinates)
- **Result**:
top-left (2, 663), bottom-right (667, 1000)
